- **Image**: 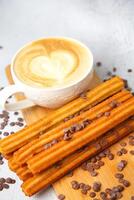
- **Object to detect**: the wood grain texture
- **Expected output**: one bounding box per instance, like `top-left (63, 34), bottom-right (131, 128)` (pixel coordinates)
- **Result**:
top-left (5, 66), bottom-right (134, 200)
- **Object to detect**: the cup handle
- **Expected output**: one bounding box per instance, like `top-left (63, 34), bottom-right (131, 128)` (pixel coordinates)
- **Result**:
top-left (0, 84), bottom-right (35, 111)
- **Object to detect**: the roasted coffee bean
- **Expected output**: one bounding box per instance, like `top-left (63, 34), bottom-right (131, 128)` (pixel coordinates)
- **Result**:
top-left (14, 111), bottom-right (19, 115)
top-left (117, 151), bottom-right (122, 156)
top-left (11, 179), bottom-right (16, 184)
top-left (83, 184), bottom-right (91, 191)
top-left (58, 194), bottom-right (65, 200)
top-left (105, 188), bottom-right (112, 195)
top-left (129, 138), bottom-right (134, 146)
top-left (128, 69), bottom-right (132, 72)
top-left (117, 185), bottom-right (124, 192)
top-left (117, 160), bottom-right (127, 171)
top-left (5, 178), bottom-right (12, 184)
top-left (0, 160), bottom-right (4, 165)
top-left (120, 148), bottom-right (127, 154)
top-left (108, 153), bottom-right (114, 160)
top-left (93, 182), bottom-right (101, 192)
top-left (79, 183), bottom-right (85, 189)
top-left (81, 162), bottom-right (87, 170)
top-left (94, 164), bottom-right (100, 170)
top-left (104, 111), bottom-right (110, 117)
top-left (17, 117), bottom-right (24, 122)
top-left (71, 181), bottom-right (80, 190)
top-left (113, 67), bottom-right (117, 72)
top-left (63, 132), bottom-right (72, 141)
top-left (89, 192), bottom-right (96, 198)
top-left (107, 71), bottom-right (112, 76)
top-left (99, 152), bottom-right (106, 158)
top-left (90, 170), bottom-right (98, 177)
top-left (130, 150), bottom-right (134, 155)
top-left (115, 173), bottom-right (124, 179)
top-left (3, 184), bottom-right (9, 189)
top-left (0, 178), bottom-right (5, 183)
top-left (120, 141), bottom-right (127, 147)
top-left (100, 191), bottom-right (107, 199)
top-left (96, 61), bottom-right (102, 67)
top-left (9, 122), bottom-right (15, 126)
top-left (122, 179), bottom-right (130, 187)
top-left (81, 189), bottom-right (87, 195)
top-left (98, 160), bottom-right (104, 167)
top-left (109, 100), bottom-right (118, 108)
top-left (96, 112), bottom-right (104, 118)
top-left (3, 132), bottom-right (9, 136)
top-left (91, 157), bottom-right (97, 163)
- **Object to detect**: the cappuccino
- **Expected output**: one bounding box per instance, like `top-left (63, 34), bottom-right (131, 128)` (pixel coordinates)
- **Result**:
top-left (14, 38), bottom-right (92, 88)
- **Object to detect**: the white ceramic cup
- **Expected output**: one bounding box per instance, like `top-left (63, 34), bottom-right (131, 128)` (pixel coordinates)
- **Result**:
top-left (0, 37), bottom-right (93, 111)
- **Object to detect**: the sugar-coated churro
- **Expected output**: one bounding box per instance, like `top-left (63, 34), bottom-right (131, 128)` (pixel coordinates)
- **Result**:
top-left (27, 97), bottom-right (134, 174)
top-left (0, 77), bottom-right (124, 155)
top-left (22, 119), bottom-right (134, 196)
top-left (13, 90), bottom-right (132, 165)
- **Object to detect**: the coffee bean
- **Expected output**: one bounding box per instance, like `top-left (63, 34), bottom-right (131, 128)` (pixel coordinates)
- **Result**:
top-left (3, 132), bottom-right (9, 136)
top-left (129, 138), bottom-right (134, 146)
top-left (115, 173), bottom-right (124, 179)
top-left (98, 160), bottom-right (104, 167)
top-left (120, 141), bottom-right (127, 147)
top-left (11, 179), bottom-right (16, 184)
top-left (14, 111), bottom-right (19, 115)
top-left (117, 160), bottom-right (127, 171)
top-left (113, 67), bottom-right (117, 72)
top-left (108, 153), bottom-right (114, 160)
top-left (130, 150), bottom-right (134, 155)
top-left (9, 122), bottom-right (15, 126)
top-left (100, 192), bottom-right (107, 199)
top-left (117, 150), bottom-right (122, 156)
top-left (109, 100), bottom-right (118, 108)
top-left (93, 182), bottom-right (101, 192)
top-left (90, 170), bottom-right (98, 177)
top-left (96, 62), bottom-right (102, 67)
top-left (117, 185), bottom-right (124, 192)
top-left (81, 162), bottom-right (87, 170)
top-left (58, 194), bottom-right (65, 200)
top-left (122, 179), bottom-right (130, 187)
top-left (5, 178), bottom-right (12, 184)
top-left (63, 132), bottom-right (72, 141)
top-left (79, 183), bottom-right (85, 189)
top-left (80, 188), bottom-right (87, 195)
top-left (17, 117), bottom-right (24, 122)
top-left (120, 148), bottom-right (128, 154)
top-left (3, 184), bottom-right (9, 189)
top-left (0, 178), bottom-right (5, 183)
top-left (0, 160), bottom-right (4, 165)
top-left (104, 111), bottom-right (110, 117)
top-left (107, 71), bottom-right (112, 76)
top-left (89, 192), bottom-right (96, 198)
top-left (128, 69), bottom-right (132, 72)
top-left (105, 188), bottom-right (112, 195)
top-left (71, 181), bottom-right (80, 190)
top-left (96, 112), bottom-right (104, 118)
top-left (91, 157), bottom-right (97, 163)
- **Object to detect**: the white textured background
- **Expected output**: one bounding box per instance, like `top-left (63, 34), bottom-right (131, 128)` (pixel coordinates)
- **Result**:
top-left (0, 0), bottom-right (134, 200)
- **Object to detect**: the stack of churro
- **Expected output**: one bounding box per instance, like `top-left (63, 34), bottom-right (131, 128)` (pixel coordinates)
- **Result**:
top-left (1, 76), bottom-right (134, 196)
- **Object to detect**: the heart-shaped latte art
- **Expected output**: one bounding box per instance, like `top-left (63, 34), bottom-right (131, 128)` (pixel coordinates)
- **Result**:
top-left (29, 50), bottom-right (77, 81)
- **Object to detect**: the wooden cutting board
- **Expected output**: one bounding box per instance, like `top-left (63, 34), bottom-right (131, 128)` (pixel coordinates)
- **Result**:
top-left (5, 66), bottom-right (134, 200)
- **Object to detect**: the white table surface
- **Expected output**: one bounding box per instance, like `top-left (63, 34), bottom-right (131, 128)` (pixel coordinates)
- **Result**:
top-left (0, 0), bottom-right (134, 199)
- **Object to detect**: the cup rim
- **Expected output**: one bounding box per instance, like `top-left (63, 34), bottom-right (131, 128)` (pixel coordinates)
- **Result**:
top-left (11, 36), bottom-right (93, 91)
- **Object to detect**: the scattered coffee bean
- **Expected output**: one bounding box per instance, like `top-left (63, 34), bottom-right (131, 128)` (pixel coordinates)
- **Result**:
top-left (14, 111), bottom-right (19, 115)
top-left (0, 178), bottom-right (5, 183)
top-left (71, 180), bottom-right (80, 190)
top-left (117, 150), bottom-right (122, 156)
top-left (17, 117), bottom-right (24, 122)
top-left (113, 67), bottom-right (117, 72)
top-left (128, 69), bottom-right (132, 72)
top-left (108, 153), bottom-right (114, 160)
top-left (104, 111), bottom-right (110, 117)
top-left (58, 194), bottom-right (65, 200)
top-left (3, 184), bottom-right (9, 189)
top-left (100, 191), bottom-right (107, 199)
top-left (109, 100), bottom-right (118, 108)
top-left (89, 192), bottom-right (96, 198)
top-left (115, 173), bottom-right (124, 179)
top-left (117, 160), bottom-right (127, 171)
top-left (9, 122), bottom-right (15, 126)
top-left (130, 150), bottom-right (134, 155)
top-left (63, 132), bottom-right (72, 141)
top-left (122, 179), bottom-right (130, 187)
top-left (96, 61), bottom-right (102, 67)
top-left (0, 184), bottom-right (3, 191)
top-left (3, 132), bottom-right (9, 136)
top-left (120, 141), bottom-right (127, 147)
top-left (90, 170), bottom-right (98, 177)
top-left (120, 148), bottom-right (127, 154)
top-left (0, 160), bottom-right (4, 165)
top-left (93, 182), bottom-right (101, 192)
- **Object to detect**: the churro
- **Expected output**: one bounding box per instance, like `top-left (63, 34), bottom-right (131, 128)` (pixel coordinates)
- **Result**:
top-left (27, 97), bottom-right (134, 174)
top-left (14, 90), bottom-right (132, 165)
top-left (22, 119), bottom-right (134, 196)
top-left (0, 77), bottom-right (124, 155)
